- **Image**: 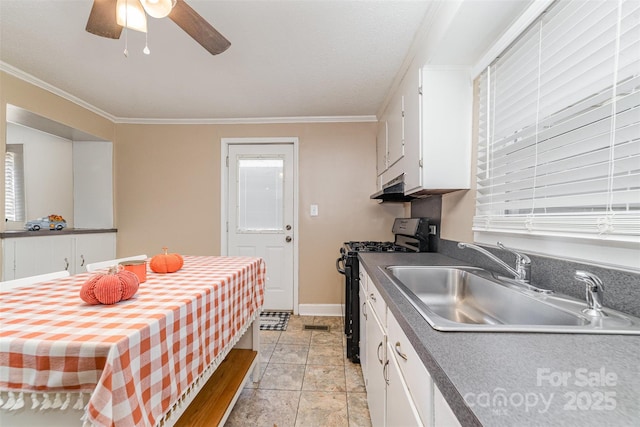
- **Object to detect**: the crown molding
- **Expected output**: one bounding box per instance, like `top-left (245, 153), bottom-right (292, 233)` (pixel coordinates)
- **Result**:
top-left (1, 61), bottom-right (117, 122)
top-left (2, 62), bottom-right (378, 125)
top-left (114, 115), bottom-right (378, 125)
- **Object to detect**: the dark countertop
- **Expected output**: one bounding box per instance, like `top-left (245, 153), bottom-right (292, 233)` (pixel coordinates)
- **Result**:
top-left (1, 228), bottom-right (117, 238)
top-left (359, 252), bottom-right (640, 426)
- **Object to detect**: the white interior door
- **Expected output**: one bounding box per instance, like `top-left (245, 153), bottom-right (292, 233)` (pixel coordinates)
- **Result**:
top-left (227, 144), bottom-right (295, 311)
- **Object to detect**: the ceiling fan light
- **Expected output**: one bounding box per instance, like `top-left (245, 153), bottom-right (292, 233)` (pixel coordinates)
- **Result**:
top-left (140, 0), bottom-right (175, 19)
top-left (116, 0), bottom-right (148, 33)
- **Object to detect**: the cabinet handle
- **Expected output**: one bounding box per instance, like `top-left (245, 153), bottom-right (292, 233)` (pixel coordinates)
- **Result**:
top-left (383, 360), bottom-right (390, 385)
top-left (377, 342), bottom-right (383, 364)
top-left (64, 257), bottom-right (69, 271)
top-left (395, 342), bottom-right (408, 361)
top-left (369, 293), bottom-right (377, 302)
top-left (362, 302), bottom-right (367, 320)
top-left (80, 255), bottom-right (85, 267)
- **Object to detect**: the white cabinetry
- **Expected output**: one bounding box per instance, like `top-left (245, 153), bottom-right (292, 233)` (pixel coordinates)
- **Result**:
top-left (402, 67), bottom-right (422, 190)
top-left (388, 309), bottom-right (433, 425)
top-left (2, 233), bottom-right (116, 280)
top-left (359, 269), bottom-right (368, 375)
top-left (386, 92), bottom-right (404, 169)
top-left (377, 92), bottom-right (405, 177)
top-left (386, 340), bottom-right (424, 427)
top-left (404, 67), bottom-right (472, 195)
top-left (365, 301), bottom-right (386, 427)
top-left (379, 64), bottom-right (472, 196)
top-left (434, 384), bottom-right (462, 427)
top-left (376, 121), bottom-right (388, 176)
top-left (359, 266), bottom-right (461, 427)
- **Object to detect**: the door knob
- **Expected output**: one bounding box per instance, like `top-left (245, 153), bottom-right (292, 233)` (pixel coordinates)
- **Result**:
top-left (286, 224), bottom-right (292, 230)
top-left (286, 236), bottom-right (292, 242)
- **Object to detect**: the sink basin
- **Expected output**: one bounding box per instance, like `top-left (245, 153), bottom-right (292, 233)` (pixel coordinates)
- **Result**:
top-left (382, 266), bottom-right (640, 334)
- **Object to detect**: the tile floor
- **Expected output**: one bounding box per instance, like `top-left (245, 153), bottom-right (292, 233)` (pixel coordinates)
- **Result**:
top-left (225, 315), bottom-right (372, 427)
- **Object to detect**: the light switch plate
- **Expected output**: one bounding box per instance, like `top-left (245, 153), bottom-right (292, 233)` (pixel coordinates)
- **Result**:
top-left (310, 204), bottom-right (319, 216)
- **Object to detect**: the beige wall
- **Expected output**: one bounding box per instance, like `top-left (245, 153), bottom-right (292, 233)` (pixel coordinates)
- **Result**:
top-left (0, 72), bottom-right (116, 229)
top-left (439, 78), bottom-right (479, 243)
top-left (114, 122), bottom-right (404, 305)
top-left (0, 71), bottom-right (406, 305)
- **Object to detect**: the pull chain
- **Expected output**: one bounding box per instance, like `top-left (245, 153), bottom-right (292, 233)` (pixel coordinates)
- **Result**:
top-left (123, 0), bottom-right (129, 57)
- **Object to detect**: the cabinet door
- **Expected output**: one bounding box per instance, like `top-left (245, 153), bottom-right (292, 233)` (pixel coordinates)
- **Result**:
top-left (2, 240), bottom-right (17, 281)
top-left (14, 236), bottom-right (73, 279)
top-left (377, 120), bottom-right (388, 176)
top-left (419, 68), bottom-right (472, 191)
top-left (359, 280), bottom-right (368, 378)
top-left (387, 92), bottom-right (404, 168)
top-left (388, 310), bottom-right (433, 425)
top-left (403, 67), bottom-right (422, 193)
top-left (74, 233), bottom-right (116, 274)
top-left (434, 385), bottom-right (462, 427)
top-left (365, 302), bottom-right (386, 427)
top-left (386, 342), bottom-right (424, 427)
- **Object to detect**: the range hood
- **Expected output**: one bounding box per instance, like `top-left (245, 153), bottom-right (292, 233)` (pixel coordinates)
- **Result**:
top-left (370, 174), bottom-right (417, 202)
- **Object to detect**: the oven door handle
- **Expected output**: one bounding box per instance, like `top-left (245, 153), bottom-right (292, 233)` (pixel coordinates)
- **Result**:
top-left (336, 257), bottom-right (346, 275)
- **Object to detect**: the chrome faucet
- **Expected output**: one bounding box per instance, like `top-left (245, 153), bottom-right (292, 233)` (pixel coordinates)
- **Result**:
top-left (457, 241), bottom-right (551, 293)
top-left (497, 242), bottom-right (531, 283)
top-left (575, 270), bottom-right (607, 317)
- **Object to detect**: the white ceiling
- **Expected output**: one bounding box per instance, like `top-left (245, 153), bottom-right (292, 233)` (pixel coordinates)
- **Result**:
top-left (0, 0), bottom-right (532, 122)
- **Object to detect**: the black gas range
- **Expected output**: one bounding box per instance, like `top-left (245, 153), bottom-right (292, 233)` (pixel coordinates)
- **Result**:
top-left (336, 218), bottom-right (433, 363)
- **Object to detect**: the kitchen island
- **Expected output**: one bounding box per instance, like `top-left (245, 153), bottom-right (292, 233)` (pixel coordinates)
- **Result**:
top-left (359, 252), bottom-right (640, 426)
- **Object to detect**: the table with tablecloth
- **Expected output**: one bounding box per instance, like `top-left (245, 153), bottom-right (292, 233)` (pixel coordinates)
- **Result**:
top-left (0, 255), bottom-right (265, 426)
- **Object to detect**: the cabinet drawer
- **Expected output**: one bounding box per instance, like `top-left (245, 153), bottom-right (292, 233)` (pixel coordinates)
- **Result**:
top-left (367, 279), bottom-right (386, 327)
top-left (358, 268), bottom-right (368, 293)
top-left (388, 309), bottom-right (433, 426)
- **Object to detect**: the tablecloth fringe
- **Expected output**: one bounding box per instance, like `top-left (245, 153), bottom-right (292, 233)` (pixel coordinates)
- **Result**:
top-left (157, 309), bottom-right (260, 427)
top-left (0, 390), bottom-right (87, 412)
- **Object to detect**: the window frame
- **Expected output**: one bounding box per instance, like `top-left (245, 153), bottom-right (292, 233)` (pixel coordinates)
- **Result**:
top-left (470, 0), bottom-right (640, 270)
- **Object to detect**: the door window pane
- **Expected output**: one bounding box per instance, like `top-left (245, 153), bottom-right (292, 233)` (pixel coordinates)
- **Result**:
top-left (237, 157), bottom-right (284, 231)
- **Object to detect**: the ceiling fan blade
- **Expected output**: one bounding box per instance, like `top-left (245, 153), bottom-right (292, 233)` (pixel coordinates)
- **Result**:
top-left (169, 0), bottom-right (231, 55)
top-left (86, 0), bottom-right (122, 39)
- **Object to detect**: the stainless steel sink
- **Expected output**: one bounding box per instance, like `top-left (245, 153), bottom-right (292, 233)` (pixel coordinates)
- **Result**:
top-left (382, 266), bottom-right (640, 334)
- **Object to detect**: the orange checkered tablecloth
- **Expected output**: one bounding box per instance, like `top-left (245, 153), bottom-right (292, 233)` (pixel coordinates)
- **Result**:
top-left (0, 256), bottom-right (265, 426)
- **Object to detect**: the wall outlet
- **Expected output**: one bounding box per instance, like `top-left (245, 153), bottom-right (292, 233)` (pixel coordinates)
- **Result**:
top-left (310, 204), bottom-right (319, 217)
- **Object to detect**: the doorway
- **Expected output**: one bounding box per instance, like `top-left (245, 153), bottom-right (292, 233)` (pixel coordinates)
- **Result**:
top-left (221, 138), bottom-right (298, 312)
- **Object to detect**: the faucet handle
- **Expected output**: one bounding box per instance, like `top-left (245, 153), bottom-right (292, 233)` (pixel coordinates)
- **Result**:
top-left (575, 270), bottom-right (607, 317)
top-left (497, 242), bottom-right (531, 264)
top-left (575, 270), bottom-right (604, 290)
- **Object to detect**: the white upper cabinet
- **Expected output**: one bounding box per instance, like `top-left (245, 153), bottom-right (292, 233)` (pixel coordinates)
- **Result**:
top-left (377, 89), bottom-right (404, 178)
top-left (405, 66), bottom-right (472, 195)
top-left (386, 91), bottom-right (404, 169)
top-left (376, 120), bottom-right (388, 176)
top-left (377, 63), bottom-right (472, 196)
top-left (402, 67), bottom-right (422, 192)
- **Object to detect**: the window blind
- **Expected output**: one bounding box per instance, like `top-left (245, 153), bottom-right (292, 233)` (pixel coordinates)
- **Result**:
top-left (5, 145), bottom-right (25, 222)
top-left (475, 0), bottom-right (640, 242)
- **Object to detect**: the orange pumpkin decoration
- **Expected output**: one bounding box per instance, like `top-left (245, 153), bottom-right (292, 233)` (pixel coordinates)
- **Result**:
top-left (150, 247), bottom-right (184, 274)
top-left (80, 266), bottom-right (140, 305)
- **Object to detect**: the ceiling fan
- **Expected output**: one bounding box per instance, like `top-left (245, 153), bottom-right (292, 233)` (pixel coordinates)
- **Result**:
top-left (85, 0), bottom-right (231, 55)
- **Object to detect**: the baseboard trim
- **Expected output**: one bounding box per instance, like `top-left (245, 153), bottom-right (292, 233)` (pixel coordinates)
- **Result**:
top-left (297, 304), bottom-right (344, 317)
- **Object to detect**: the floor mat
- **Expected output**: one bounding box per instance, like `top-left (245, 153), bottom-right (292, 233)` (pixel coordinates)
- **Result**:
top-left (259, 311), bottom-right (290, 331)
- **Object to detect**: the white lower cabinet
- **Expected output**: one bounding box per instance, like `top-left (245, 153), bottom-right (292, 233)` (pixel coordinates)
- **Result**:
top-left (359, 266), bottom-right (461, 427)
top-left (359, 276), bottom-right (368, 377)
top-left (388, 310), bottom-right (433, 426)
top-left (365, 300), bottom-right (386, 427)
top-left (434, 385), bottom-right (462, 427)
top-left (386, 339), bottom-right (424, 427)
top-left (2, 233), bottom-right (116, 280)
